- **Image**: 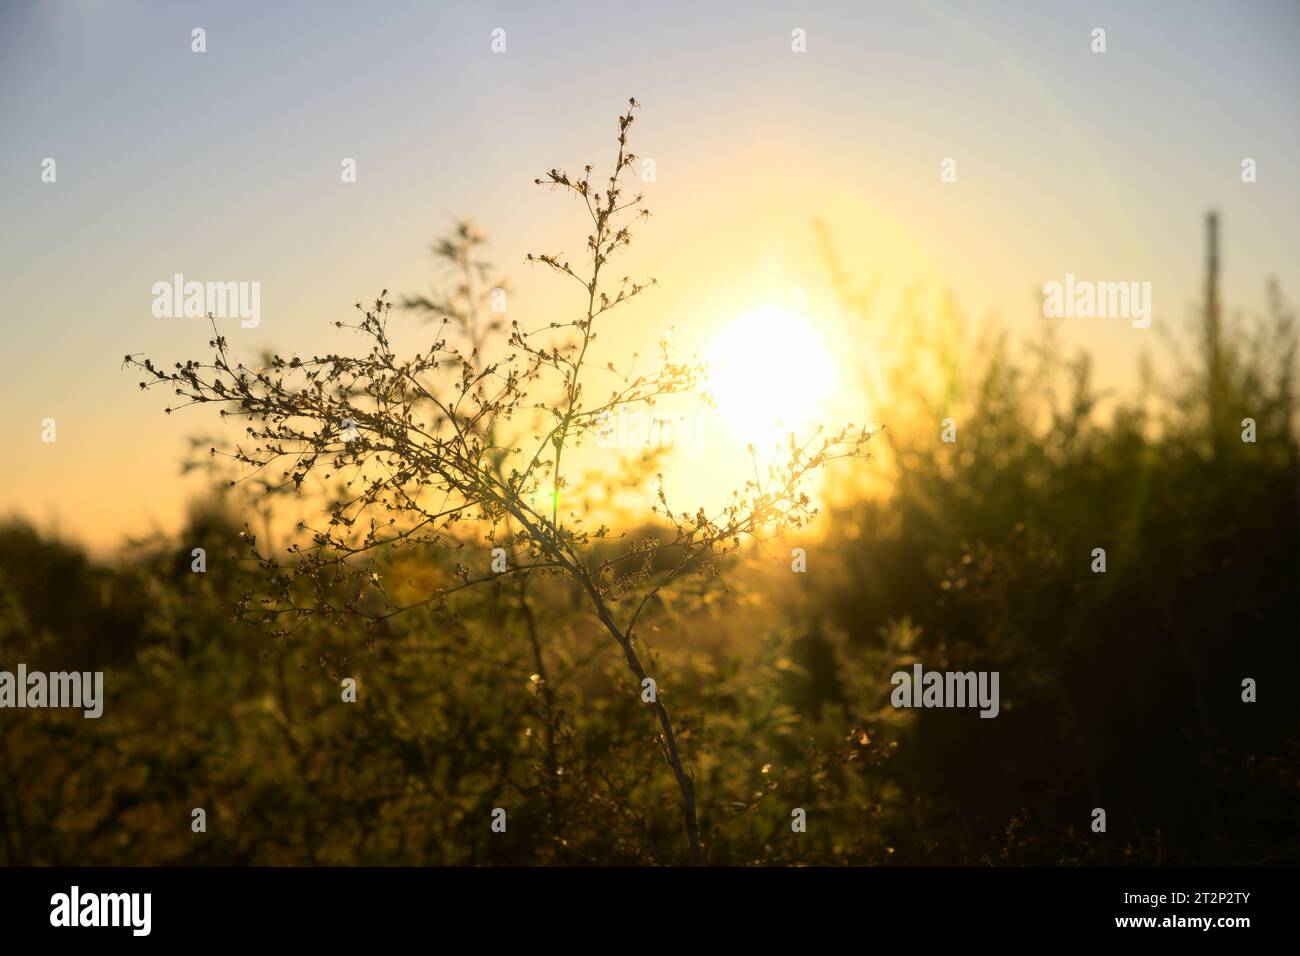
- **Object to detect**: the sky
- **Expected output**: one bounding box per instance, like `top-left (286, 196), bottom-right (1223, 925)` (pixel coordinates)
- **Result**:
top-left (1, 0), bottom-right (1297, 551)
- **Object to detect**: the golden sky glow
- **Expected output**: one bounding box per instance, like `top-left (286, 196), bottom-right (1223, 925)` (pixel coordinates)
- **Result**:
top-left (1, 1), bottom-right (1297, 550)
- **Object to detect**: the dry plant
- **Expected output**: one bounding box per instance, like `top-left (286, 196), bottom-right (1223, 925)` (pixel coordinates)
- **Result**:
top-left (127, 99), bottom-right (873, 864)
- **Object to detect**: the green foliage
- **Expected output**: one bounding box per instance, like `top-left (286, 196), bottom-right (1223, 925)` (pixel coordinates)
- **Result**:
top-left (6, 268), bottom-right (1293, 863)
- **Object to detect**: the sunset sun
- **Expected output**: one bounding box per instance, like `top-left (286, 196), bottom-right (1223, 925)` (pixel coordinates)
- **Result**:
top-left (706, 305), bottom-right (838, 448)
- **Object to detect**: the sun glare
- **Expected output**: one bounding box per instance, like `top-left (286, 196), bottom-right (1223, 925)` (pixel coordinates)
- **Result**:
top-left (706, 306), bottom-right (838, 450)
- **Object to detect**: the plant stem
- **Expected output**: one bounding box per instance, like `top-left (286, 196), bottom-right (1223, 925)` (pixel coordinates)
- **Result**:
top-left (582, 578), bottom-right (703, 866)
top-left (506, 502), bottom-right (703, 865)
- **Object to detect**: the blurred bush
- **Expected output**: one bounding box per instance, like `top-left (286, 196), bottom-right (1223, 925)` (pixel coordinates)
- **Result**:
top-left (1, 276), bottom-right (1295, 865)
